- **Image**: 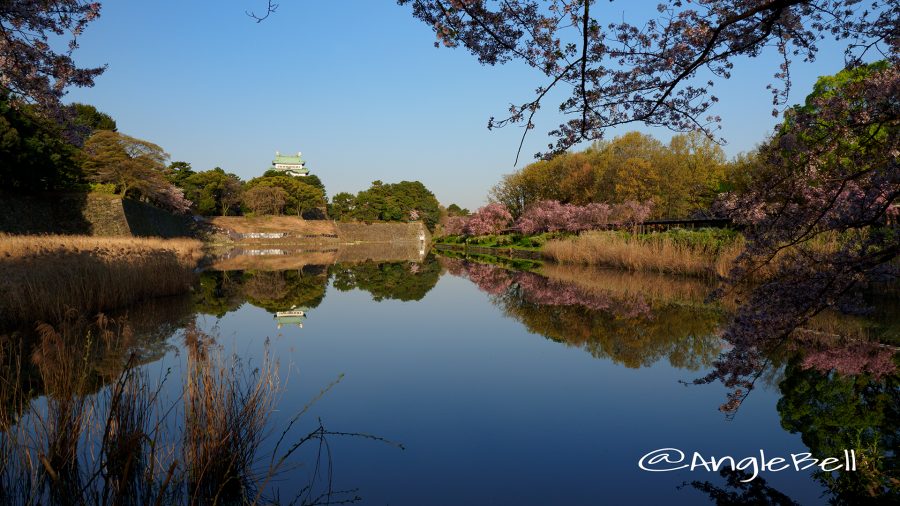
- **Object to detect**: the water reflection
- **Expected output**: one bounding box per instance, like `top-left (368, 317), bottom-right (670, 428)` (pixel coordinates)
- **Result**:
top-left (777, 361), bottom-right (900, 502)
top-left (0, 294), bottom-right (195, 417)
top-left (1, 247), bottom-right (897, 504)
top-left (330, 259), bottom-right (441, 302)
top-left (196, 256), bottom-right (443, 321)
top-left (440, 256), bottom-right (724, 370)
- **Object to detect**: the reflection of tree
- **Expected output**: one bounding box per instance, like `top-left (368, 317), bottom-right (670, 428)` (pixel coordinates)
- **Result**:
top-left (442, 257), bottom-right (722, 369)
top-left (330, 257), bottom-right (441, 302)
top-left (777, 362), bottom-right (899, 503)
top-left (501, 295), bottom-right (721, 370)
top-left (194, 271), bottom-right (246, 318)
top-left (242, 266), bottom-right (328, 312)
top-left (196, 267), bottom-right (330, 316)
top-left (199, 259), bottom-right (441, 314)
top-left (682, 469), bottom-right (800, 506)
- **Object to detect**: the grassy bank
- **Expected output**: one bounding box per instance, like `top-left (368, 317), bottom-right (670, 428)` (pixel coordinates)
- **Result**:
top-left (0, 235), bottom-right (203, 325)
top-left (434, 231), bottom-right (564, 250)
top-left (542, 228), bottom-right (743, 277)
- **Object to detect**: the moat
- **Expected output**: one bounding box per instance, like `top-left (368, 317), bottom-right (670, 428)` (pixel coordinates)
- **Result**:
top-left (5, 249), bottom-right (893, 504)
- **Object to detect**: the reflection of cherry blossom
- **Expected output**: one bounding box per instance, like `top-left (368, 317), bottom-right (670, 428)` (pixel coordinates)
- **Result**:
top-left (696, 63), bottom-right (899, 413)
top-left (801, 344), bottom-right (897, 377)
top-left (465, 263), bottom-right (514, 295)
top-left (439, 257), bottom-right (651, 318)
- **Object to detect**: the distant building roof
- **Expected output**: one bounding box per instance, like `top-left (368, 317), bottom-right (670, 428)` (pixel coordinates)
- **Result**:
top-left (273, 152), bottom-right (304, 165)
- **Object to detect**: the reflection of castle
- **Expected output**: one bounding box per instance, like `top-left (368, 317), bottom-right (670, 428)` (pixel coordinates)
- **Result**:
top-left (275, 305), bottom-right (307, 329)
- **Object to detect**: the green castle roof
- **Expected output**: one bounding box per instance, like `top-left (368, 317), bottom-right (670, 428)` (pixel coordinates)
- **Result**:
top-left (273, 154), bottom-right (304, 164)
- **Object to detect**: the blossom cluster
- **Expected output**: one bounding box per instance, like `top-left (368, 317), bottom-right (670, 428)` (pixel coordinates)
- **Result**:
top-left (444, 203), bottom-right (512, 236)
top-left (516, 200), bottom-right (653, 234)
top-left (444, 200), bottom-right (653, 236)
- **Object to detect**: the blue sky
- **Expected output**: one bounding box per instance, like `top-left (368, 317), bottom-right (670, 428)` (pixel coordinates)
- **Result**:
top-left (65, 1), bottom-right (855, 209)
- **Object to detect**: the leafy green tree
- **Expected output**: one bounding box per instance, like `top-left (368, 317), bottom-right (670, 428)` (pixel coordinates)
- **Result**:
top-left (0, 92), bottom-right (83, 192)
top-left (329, 192), bottom-right (356, 221)
top-left (245, 175), bottom-right (325, 218)
top-left (165, 161), bottom-right (196, 187)
top-left (182, 167), bottom-right (243, 216)
top-left (350, 180), bottom-right (441, 230)
top-left (489, 130), bottom-right (729, 218)
top-left (82, 131), bottom-right (168, 197)
top-left (69, 103), bottom-right (117, 133)
top-left (661, 132), bottom-right (727, 216)
top-left (446, 204), bottom-right (470, 216)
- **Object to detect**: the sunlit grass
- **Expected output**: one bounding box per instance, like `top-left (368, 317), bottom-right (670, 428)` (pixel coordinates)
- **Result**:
top-left (0, 235), bottom-right (203, 325)
top-left (543, 230), bottom-right (744, 277)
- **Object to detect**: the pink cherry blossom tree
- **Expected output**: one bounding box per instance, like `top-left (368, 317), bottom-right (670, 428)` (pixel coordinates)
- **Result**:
top-left (0, 2), bottom-right (105, 111)
top-left (401, 0), bottom-right (897, 161)
top-left (697, 62), bottom-right (898, 413)
top-left (466, 203), bottom-right (513, 235)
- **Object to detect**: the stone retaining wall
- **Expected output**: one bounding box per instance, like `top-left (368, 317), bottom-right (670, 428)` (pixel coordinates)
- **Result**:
top-left (0, 192), bottom-right (193, 237)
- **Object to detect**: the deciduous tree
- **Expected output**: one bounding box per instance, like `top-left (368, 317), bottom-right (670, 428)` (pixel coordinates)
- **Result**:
top-left (699, 61), bottom-right (899, 413)
top-left (243, 185), bottom-right (288, 215)
top-left (400, 0), bottom-right (897, 160)
top-left (0, 1), bottom-right (105, 111)
top-left (182, 168), bottom-right (243, 216)
top-left (245, 175), bottom-right (326, 218)
top-left (82, 130), bottom-right (166, 197)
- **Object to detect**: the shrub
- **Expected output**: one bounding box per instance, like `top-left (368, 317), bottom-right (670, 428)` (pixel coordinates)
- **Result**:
top-left (89, 182), bottom-right (117, 194)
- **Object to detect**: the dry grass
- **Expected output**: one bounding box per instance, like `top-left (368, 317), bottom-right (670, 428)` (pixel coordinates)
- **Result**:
top-left (0, 317), bottom-right (367, 505)
top-left (543, 231), bottom-right (744, 278)
top-left (182, 325), bottom-right (277, 503)
top-left (0, 235), bottom-right (203, 325)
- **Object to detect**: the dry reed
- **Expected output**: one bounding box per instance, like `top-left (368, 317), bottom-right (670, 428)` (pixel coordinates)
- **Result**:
top-left (543, 231), bottom-right (744, 278)
top-left (0, 235), bottom-right (203, 325)
top-left (0, 316), bottom-right (381, 505)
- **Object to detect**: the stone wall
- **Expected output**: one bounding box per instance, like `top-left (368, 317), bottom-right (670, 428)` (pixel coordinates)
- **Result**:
top-left (334, 221), bottom-right (430, 244)
top-left (0, 192), bottom-right (193, 237)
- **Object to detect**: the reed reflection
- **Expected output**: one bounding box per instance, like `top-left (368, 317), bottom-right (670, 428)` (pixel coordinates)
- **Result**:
top-left (440, 256), bottom-right (724, 370)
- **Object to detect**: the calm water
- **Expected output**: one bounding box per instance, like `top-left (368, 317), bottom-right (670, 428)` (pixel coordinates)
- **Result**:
top-left (13, 250), bottom-right (900, 504)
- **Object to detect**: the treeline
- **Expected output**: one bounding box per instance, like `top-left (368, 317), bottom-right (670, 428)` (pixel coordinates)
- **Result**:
top-left (329, 180), bottom-right (441, 230)
top-left (490, 131), bottom-right (745, 219)
top-left (0, 93), bottom-right (329, 218)
top-left (1, 95), bottom-right (440, 225)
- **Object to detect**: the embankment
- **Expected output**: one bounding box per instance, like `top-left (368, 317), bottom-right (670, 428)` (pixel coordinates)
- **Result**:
top-left (435, 228), bottom-right (742, 278)
top-left (0, 192), bottom-right (193, 237)
top-left (206, 216), bottom-right (430, 247)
